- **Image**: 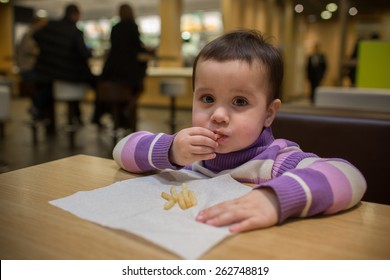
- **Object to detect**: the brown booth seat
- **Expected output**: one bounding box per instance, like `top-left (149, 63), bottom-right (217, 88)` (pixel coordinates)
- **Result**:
top-left (272, 105), bottom-right (390, 205)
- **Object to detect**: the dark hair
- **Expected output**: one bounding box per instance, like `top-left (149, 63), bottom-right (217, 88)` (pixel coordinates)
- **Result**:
top-left (192, 29), bottom-right (283, 102)
top-left (64, 4), bottom-right (80, 20)
top-left (119, 4), bottom-right (134, 21)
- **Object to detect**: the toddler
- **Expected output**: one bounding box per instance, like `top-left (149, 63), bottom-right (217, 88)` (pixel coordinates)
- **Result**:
top-left (113, 29), bottom-right (366, 233)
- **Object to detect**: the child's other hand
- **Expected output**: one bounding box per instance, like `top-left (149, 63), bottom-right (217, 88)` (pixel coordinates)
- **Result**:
top-left (169, 127), bottom-right (218, 166)
top-left (196, 188), bottom-right (279, 233)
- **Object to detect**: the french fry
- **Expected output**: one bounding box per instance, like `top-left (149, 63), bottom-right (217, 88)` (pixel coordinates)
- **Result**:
top-left (188, 190), bottom-right (197, 206)
top-left (181, 183), bottom-right (192, 208)
top-left (161, 192), bottom-right (171, 201)
top-left (177, 192), bottom-right (187, 210)
top-left (164, 198), bottom-right (175, 210)
top-left (170, 186), bottom-right (178, 202)
top-left (161, 183), bottom-right (198, 210)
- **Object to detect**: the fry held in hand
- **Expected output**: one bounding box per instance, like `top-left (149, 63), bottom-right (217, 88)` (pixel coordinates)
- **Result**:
top-left (161, 183), bottom-right (197, 210)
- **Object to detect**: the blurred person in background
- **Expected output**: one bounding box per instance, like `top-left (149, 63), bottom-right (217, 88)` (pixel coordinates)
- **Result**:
top-left (16, 16), bottom-right (47, 100)
top-left (16, 16), bottom-right (47, 81)
top-left (92, 3), bottom-right (154, 130)
top-left (32, 3), bottom-right (96, 124)
top-left (306, 43), bottom-right (327, 103)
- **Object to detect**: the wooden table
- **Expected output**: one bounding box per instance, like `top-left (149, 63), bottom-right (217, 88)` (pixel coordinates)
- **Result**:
top-left (1, 155), bottom-right (389, 260)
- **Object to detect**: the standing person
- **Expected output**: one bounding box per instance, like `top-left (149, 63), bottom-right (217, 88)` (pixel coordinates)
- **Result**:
top-left (16, 16), bottom-right (47, 99)
top-left (306, 43), bottom-right (327, 103)
top-left (33, 3), bottom-right (96, 124)
top-left (112, 30), bottom-right (366, 233)
top-left (16, 17), bottom-right (47, 80)
top-left (93, 3), bottom-right (153, 130)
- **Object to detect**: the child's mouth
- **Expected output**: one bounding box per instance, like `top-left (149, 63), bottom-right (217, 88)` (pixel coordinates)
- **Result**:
top-left (214, 133), bottom-right (225, 142)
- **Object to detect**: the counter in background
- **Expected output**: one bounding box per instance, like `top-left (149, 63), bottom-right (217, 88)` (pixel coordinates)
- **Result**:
top-left (139, 67), bottom-right (193, 108)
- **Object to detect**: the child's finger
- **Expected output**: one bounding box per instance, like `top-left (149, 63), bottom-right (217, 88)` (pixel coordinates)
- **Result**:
top-left (190, 145), bottom-right (216, 155)
top-left (196, 200), bottom-right (238, 223)
top-left (229, 217), bottom-right (262, 233)
top-left (190, 135), bottom-right (218, 149)
top-left (189, 127), bottom-right (217, 139)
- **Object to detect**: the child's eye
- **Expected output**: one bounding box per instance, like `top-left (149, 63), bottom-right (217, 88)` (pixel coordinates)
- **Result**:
top-left (233, 97), bottom-right (248, 106)
top-left (201, 95), bottom-right (214, 104)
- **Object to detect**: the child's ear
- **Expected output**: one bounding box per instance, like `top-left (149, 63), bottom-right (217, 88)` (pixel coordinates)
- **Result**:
top-left (264, 99), bottom-right (281, 127)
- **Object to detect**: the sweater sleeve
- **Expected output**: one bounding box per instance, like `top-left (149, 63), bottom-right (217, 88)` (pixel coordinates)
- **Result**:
top-left (255, 151), bottom-right (367, 223)
top-left (112, 131), bottom-right (179, 173)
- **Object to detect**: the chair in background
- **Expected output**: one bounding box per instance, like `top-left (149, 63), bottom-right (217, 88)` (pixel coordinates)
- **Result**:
top-left (96, 81), bottom-right (136, 145)
top-left (53, 80), bottom-right (89, 148)
top-left (272, 106), bottom-right (390, 205)
top-left (159, 78), bottom-right (187, 134)
top-left (23, 80), bottom-right (56, 145)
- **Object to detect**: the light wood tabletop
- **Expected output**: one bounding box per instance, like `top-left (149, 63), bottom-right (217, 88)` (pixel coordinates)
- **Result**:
top-left (1, 154), bottom-right (389, 260)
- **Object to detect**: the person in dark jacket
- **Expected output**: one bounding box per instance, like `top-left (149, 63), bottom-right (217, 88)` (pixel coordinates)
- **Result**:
top-left (92, 3), bottom-right (152, 130)
top-left (32, 4), bottom-right (96, 123)
top-left (306, 43), bottom-right (327, 103)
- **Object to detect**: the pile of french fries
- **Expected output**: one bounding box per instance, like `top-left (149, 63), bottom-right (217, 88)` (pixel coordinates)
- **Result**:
top-left (161, 183), bottom-right (197, 210)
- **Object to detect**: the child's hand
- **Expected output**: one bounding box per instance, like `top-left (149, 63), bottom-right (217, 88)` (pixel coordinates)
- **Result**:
top-left (196, 188), bottom-right (279, 233)
top-left (169, 127), bottom-right (218, 166)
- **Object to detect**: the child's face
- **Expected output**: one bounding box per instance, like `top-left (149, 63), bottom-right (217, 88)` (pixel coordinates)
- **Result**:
top-left (192, 59), bottom-right (280, 154)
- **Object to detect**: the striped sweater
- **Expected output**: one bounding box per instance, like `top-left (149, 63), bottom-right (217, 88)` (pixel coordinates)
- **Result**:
top-left (113, 127), bottom-right (367, 223)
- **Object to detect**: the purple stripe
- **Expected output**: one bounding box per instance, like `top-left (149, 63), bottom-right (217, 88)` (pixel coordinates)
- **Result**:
top-left (308, 160), bottom-right (352, 213)
top-left (276, 152), bottom-right (318, 177)
top-left (121, 132), bottom-right (150, 172)
top-left (151, 134), bottom-right (176, 168)
top-left (134, 134), bottom-right (158, 171)
top-left (272, 149), bottom-right (299, 177)
top-left (291, 168), bottom-right (334, 216)
top-left (256, 175), bottom-right (308, 223)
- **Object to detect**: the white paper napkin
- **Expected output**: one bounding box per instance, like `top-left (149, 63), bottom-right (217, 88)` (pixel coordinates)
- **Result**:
top-left (49, 170), bottom-right (251, 259)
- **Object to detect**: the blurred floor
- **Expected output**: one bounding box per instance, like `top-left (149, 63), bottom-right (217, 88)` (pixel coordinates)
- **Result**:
top-left (0, 97), bottom-right (192, 173)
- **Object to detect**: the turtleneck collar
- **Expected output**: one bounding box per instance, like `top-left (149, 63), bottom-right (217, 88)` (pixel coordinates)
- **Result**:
top-left (202, 127), bottom-right (275, 172)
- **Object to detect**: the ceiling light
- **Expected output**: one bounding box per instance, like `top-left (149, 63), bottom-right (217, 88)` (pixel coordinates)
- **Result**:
top-left (295, 4), bottom-right (304, 13)
top-left (36, 9), bottom-right (48, 18)
top-left (181, 31), bottom-right (191, 41)
top-left (349, 7), bottom-right (358, 16)
top-left (321, 10), bottom-right (332, 20)
top-left (326, 3), bottom-right (338, 12)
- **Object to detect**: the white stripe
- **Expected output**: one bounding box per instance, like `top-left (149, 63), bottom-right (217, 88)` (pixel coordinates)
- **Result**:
top-left (284, 172), bottom-right (312, 217)
top-left (148, 133), bottom-right (164, 169)
top-left (296, 157), bottom-right (321, 169)
top-left (112, 134), bottom-right (130, 169)
top-left (231, 159), bottom-right (273, 180)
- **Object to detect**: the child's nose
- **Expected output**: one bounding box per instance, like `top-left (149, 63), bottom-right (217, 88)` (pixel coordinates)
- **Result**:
top-left (211, 107), bottom-right (229, 124)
